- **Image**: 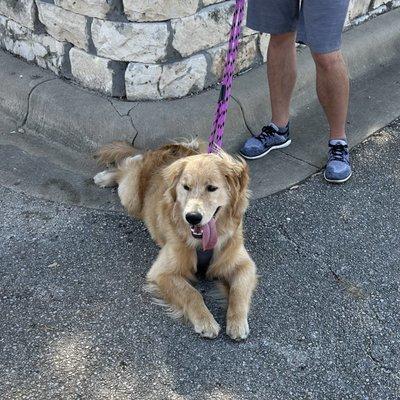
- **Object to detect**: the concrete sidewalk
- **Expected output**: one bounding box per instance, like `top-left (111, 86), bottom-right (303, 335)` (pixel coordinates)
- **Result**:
top-left (1, 117), bottom-right (399, 400)
top-left (0, 9), bottom-right (400, 204)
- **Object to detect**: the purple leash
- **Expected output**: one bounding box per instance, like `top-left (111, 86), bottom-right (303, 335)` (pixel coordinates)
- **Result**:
top-left (208, 0), bottom-right (246, 153)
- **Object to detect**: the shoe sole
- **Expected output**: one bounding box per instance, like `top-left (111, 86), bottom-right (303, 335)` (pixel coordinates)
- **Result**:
top-left (324, 171), bottom-right (352, 184)
top-left (240, 139), bottom-right (292, 160)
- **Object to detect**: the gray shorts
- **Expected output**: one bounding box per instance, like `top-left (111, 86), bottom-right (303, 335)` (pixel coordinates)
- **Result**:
top-left (247, 0), bottom-right (350, 54)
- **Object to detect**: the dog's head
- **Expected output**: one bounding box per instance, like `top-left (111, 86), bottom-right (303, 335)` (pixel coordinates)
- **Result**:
top-left (163, 152), bottom-right (249, 247)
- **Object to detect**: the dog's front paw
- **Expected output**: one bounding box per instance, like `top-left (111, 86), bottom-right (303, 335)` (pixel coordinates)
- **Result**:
top-left (193, 316), bottom-right (220, 339)
top-left (93, 170), bottom-right (117, 188)
top-left (226, 317), bottom-right (249, 341)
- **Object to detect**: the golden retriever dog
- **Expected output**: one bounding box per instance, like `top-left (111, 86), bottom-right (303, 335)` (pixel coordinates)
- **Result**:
top-left (94, 140), bottom-right (257, 340)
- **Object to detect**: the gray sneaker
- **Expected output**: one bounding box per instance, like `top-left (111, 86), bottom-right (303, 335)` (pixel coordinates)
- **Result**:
top-left (324, 139), bottom-right (352, 183)
top-left (239, 123), bottom-right (291, 160)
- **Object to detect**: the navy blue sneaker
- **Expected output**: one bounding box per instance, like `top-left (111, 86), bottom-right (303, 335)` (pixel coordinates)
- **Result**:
top-left (324, 139), bottom-right (352, 183)
top-left (239, 123), bottom-right (291, 160)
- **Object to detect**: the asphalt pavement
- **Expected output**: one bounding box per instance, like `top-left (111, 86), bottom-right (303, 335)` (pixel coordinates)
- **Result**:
top-left (1, 118), bottom-right (399, 399)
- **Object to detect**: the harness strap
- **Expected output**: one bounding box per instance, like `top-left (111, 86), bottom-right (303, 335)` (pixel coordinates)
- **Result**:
top-left (208, 0), bottom-right (246, 153)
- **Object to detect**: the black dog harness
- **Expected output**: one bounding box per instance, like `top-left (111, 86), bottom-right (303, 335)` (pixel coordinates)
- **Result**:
top-left (196, 249), bottom-right (214, 277)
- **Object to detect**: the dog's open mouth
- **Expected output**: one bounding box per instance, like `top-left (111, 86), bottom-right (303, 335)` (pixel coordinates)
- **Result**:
top-left (190, 225), bottom-right (204, 239)
top-left (189, 207), bottom-right (220, 250)
top-left (190, 220), bottom-right (217, 250)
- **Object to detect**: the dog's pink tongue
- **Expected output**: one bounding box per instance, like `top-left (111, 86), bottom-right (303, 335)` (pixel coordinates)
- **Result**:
top-left (202, 219), bottom-right (218, 251)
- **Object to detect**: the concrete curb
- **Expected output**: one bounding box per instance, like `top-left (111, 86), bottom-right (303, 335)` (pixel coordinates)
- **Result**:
top-left (0, 9), bottom-right (400, 202)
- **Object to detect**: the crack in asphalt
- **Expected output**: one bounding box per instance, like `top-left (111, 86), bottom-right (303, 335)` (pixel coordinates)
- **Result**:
top-left (230, 94), bottom-right (253, 135)
top-left (106, 98), bottom-right (137, 118)
top-left (249, 210), bottom-right (398, 379)
top-left (278, 149), bottom-right (321, 169)
top-left (128, 113), bottom-right (139, 143)
top-left (106, 98), bottom-right (139, 144)
top-left (106, 98), bottom-right (126, 117)
top-left (365, 337), bottom-right (396, 374)
top-left (230, 95), bottom-right (321, 170)
top-left (17, 78), bottom-right (57, 130)
top-left (245, 213), bottom-right (324, 291)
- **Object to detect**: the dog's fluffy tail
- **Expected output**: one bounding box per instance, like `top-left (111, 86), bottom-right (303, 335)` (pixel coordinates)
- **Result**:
top-left (94, 141), bottom-right (137, 166)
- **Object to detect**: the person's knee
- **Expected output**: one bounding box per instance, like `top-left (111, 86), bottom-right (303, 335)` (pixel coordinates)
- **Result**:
top-left (269, 32), bottom-right (296, 49)
top-left (312, 51), bottom-right (345, 72)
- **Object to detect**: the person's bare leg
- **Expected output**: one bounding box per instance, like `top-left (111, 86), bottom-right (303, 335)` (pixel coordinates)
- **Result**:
top-left (267, 32), bottom-right (297, 128)
top-left (312, 51), bottom-right (349, 140)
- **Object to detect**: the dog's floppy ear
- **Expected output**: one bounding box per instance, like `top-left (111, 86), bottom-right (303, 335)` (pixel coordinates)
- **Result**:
top-left (220, 153), bottom-right (249, 219)
top-left (163, 159), bottom-right (187, 202)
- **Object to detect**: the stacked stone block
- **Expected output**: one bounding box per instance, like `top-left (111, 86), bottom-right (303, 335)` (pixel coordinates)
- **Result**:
top-left (0, 0), bottom-right (397, 100)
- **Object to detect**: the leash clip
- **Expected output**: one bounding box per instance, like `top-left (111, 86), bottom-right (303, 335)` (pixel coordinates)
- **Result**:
top-left (218, 84), bottom-right (227, 103)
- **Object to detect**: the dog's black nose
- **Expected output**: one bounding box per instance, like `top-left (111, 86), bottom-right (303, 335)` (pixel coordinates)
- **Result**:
top-left (185, 212), bottom-right (203, 225)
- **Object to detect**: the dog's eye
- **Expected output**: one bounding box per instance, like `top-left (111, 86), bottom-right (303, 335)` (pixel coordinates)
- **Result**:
top-left (183, 184), bottom-right (191, 191)
top-left (207, 185), bottom-right (218, 192)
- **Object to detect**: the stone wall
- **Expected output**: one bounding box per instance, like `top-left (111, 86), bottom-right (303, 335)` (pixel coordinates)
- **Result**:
top-left (0, 0), bottom-right (398, 101)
